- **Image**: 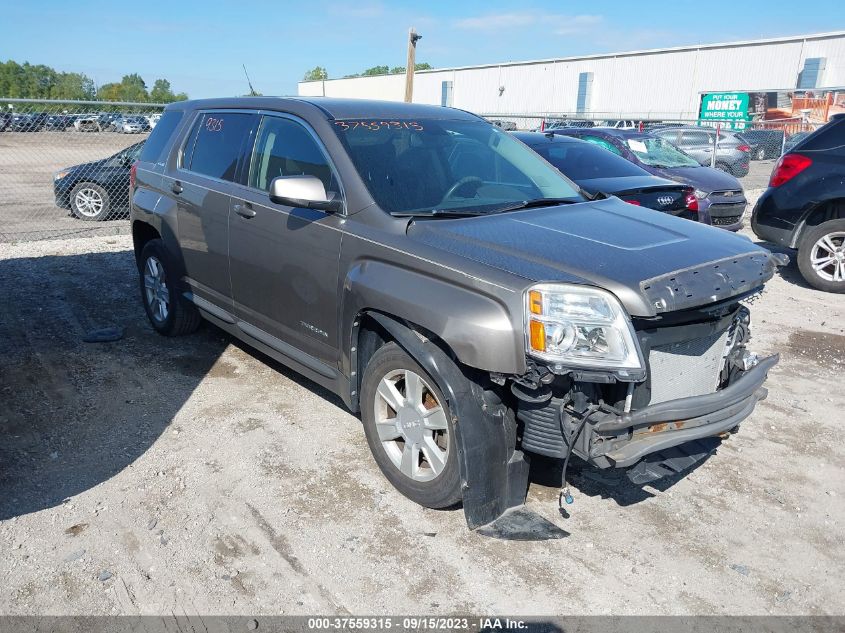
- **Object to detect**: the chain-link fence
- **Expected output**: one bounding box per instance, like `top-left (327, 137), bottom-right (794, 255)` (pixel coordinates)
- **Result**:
top-left (0, 98), bottom-right (165, 242)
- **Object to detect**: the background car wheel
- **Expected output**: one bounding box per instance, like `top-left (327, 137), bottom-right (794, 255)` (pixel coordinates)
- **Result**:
top-left (755, 147), bottom-right (766, 160)
top-left (797, 219), bottom-right (845, 293)
top-left (715, 162), bottom-right (730, 173)
top-left (360, 342), bottom-right (462, 509)
top-left (69, 182), bottom-right (110, 221)
top-left (138, 239), bottom-right (202, 335)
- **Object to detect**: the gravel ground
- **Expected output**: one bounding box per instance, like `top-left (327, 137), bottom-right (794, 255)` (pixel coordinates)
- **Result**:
top-left (0, 200), bottom-right (843, 617)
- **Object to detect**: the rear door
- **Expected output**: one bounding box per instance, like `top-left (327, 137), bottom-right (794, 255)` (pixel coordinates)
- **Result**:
top-left (228, 112), bottom-right (344, 368)
top-left (169, 110), bottom-right (258, 309)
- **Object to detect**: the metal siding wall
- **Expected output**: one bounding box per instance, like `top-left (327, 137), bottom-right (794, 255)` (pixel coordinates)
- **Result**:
top-left (298, 35), bottom-right (845, 118)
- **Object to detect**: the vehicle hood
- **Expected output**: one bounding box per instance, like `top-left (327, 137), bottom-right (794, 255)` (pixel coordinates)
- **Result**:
top-left (62, 158), bottom-right (107, 174)
top-left (406, 197), bottom-right (776, 317)
top-left (577, 175), bottom-right (685, 195)
top-left (650, 165), bottom-right (743, 195)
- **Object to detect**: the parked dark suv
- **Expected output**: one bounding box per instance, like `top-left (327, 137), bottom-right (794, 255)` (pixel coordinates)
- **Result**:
top-left (752, 114), bottom-right (845, 293)
top-left (131, 98), bottom-right (781, 530)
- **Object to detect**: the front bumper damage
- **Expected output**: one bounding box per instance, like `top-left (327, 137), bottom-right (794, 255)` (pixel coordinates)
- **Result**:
top-left (589, 354), bottom-right (777, 469)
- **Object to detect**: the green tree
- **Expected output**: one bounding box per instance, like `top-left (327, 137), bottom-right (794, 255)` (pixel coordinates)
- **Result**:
top-left (303, 66), bottom-right (328, 81)
top-left (414, 62), bottom-right (431, 71)
top-left (51, 72), bottom-right (95, 100)
top-left (119, 73), bottom-right (148, 102)
top-left (97, 82), bottom-right (123, 102)
top-left (149, 78), bottom-right (174, 102)
top-left (362, 65), bottom-right (389, 76)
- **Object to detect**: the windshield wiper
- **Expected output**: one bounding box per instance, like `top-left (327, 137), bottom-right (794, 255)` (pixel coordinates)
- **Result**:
top-left (393, 208), bottom-right (491, 218)
top-left (489, 197), bottom-right (581, 214)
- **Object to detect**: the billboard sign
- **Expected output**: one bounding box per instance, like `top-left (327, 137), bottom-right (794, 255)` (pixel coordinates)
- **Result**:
top-left (699, 92), bottom-right (751, 130)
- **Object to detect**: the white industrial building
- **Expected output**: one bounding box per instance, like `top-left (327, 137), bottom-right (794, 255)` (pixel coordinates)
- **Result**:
top-left (298, 31), bottom-right (845, 122)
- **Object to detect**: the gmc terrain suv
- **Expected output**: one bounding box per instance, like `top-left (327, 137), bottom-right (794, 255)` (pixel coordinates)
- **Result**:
top-left (131, 98), bottom-right (781, 530)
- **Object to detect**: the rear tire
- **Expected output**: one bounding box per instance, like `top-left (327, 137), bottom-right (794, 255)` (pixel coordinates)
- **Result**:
top-left (138, 239), bottom-right (202, 335)
top-left (797, 219), bottom-right (845, 293)
top-left (360, 342), bottom-right (462, 509)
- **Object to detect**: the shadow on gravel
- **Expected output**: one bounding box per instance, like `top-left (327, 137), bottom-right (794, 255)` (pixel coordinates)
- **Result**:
top-left (750, 237), bottom-right (814, 290)
top-left (528, 453), bottom-right (711, 506)
top-left (0, 249), bottom-right (226, 521)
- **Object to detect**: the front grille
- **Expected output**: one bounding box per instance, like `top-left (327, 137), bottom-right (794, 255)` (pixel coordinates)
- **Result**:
top-left (648, 329), bottom-right (728, 404)
top-left (712, 215), bottom-right (742, 226)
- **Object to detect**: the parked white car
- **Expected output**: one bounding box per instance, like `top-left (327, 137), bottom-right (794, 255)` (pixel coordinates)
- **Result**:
top-left (146, 113), bottom-right (161, 129)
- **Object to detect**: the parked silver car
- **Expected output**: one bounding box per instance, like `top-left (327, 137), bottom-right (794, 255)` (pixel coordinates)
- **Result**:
top-left (651, 126), bottom-right (751, 177)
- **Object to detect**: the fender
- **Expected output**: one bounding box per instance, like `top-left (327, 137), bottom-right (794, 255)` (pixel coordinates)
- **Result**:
top-left (340, 260), bottom-right (525, 378)
top-left (366, 312), bottom-right (530, 529)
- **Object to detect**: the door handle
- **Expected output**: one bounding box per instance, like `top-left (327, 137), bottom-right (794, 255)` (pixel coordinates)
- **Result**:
top-left (171, 181), bottom-right (183, 194)
top-left (233, 202), bottom-right (256, 219)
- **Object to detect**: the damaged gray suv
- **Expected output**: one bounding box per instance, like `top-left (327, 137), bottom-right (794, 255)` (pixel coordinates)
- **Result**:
top-left (130, 98), bottom-right (782, 530)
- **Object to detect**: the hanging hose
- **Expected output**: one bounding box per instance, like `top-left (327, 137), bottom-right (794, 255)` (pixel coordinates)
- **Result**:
top-left (559, 406), bottom-right (602, 507)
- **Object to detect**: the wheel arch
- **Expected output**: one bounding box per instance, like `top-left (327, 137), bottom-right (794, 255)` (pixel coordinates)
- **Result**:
top-left (132, 220), bottom-right (161, 267)
top-left (792, 198), bottom-right (845, 248)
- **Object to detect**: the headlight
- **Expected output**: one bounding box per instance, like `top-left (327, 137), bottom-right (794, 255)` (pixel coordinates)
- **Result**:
top-left (54, 170), bottom-right (70, 181)
top-left (694, 189), bottom-right (709, 199)
top-left (525, 284), bottom-right (644, 376)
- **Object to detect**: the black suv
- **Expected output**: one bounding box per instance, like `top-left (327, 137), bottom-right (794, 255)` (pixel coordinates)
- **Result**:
top-left (752, 114), bottom-right (845, 293)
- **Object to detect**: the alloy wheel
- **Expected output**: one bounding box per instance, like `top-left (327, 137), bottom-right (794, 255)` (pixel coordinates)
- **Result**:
top-left (74, 188), bottom-right (104, 217)
top-left (143, 256), bottom-right (170, 322)
top-left (810, 231), bottom-right (845, 283)
top-left (373, 369), bottom-right (449, 482)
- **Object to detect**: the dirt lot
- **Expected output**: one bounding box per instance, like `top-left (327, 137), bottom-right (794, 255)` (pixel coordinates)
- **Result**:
top-left (0, 210), bottom-right (843, 616)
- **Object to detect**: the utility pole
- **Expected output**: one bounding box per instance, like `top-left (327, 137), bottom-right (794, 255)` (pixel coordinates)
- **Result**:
top-left (404, 28), bottom-right (422, 103)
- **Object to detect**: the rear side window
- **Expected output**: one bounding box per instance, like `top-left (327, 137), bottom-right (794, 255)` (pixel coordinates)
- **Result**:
top-left (138, 111), bottom-right (183, 163)
top-left (539, 142), bottom-right (645, 180)
top-left (248, 116), bottom-right (337, 193)
top-left (184, 112), bottom-right (255, 182)
top-left (581, 135), bottom-right (622, 155)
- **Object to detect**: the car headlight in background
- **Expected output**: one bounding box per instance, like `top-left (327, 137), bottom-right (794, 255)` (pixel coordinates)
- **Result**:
top-left (694, 189), bottom-right (709, 200)
top-left (53, 170), bottom-right (70, 181)
top-left (525, 283), bottom-right (644, 376)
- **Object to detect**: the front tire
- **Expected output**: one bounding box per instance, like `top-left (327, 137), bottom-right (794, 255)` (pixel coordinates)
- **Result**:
top-left (138, 240), bottom-right (202, 335)
top-left (360, 342), bottom-right (462, 509)
top-left (69, 182), bottom-right (110, 221)
top-left (797, 219), bottom-right (845, 293)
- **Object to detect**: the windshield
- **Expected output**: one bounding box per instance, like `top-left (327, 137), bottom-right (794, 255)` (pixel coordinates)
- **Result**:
top-left (626, 136), bottom-right (700, 168)
top-left (332, 119), bottom-right (583, 215)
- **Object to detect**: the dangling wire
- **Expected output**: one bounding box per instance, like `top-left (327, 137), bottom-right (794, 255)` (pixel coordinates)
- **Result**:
top-left (559, 405), bottom-right (602, 507)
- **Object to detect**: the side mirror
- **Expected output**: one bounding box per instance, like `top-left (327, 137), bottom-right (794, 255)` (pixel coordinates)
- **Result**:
top-left (269, 175), bottom-right (342, 213)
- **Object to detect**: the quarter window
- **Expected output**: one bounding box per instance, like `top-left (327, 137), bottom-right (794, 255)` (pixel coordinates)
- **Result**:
top-left (248, 116), bottom-right (336, 194)
top-left (139, 111), bottom-right (182, 164)
top-left (185, 112), bottom-right (254, 182)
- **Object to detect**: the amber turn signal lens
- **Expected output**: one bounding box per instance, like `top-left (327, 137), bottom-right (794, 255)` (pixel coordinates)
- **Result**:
top-left (529, 320), bottom-right (546, 352)
top-left (528, 290), bottom-right (543, 315)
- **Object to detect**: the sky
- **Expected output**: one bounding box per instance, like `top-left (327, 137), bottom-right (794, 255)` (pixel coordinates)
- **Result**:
top-left (2, 0), bottom-right (844, 99)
